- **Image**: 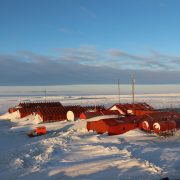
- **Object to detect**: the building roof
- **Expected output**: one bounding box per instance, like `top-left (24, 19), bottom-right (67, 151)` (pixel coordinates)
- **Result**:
top-left (140, 111), bottom-right (180, 122)
top-left (109, 102), bottom-right (154, 114)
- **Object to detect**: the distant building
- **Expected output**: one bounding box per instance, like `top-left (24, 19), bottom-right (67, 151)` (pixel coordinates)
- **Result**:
top-left (109, 103), bottom-right (155, 116)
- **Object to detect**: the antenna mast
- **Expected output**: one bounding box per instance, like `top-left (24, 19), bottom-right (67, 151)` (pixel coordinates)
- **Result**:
top-left (132, 75), bottom-right (135, 109)
top-left (94, 96), bottom-right (97, 110)
top-left (118, 79), bottom-right (120, 104)
top-left (45, 88), bottom-right (47, 102)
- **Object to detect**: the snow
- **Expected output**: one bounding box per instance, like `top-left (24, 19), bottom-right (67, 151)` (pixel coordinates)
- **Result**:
top-left (0, 111), bottom-right (20, 121)
top-left (0, 94), bottom-right (180, 179)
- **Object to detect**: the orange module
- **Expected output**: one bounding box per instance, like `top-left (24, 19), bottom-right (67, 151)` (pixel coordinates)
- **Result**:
top-left (27, 126), bottom-right (47, 137)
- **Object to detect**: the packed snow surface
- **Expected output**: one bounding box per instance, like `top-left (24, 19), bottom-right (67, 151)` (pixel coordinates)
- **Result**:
top-left (0, 94), bottom-right (180, 179)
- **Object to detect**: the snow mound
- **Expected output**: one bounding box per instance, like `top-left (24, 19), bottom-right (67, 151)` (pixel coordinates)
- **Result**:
top-left (120, 128), bottom-right (148, 137)
top-left (13, 158), bottom-right (24, 169)
top-left (174, 129), bottom-right (180, 137)
top-left (0, 112), bottom-right (43, 125)
top-left (69, 120), bottom-right (88, 133)
top-left (0, 111), bottom-right (20, 121)
top-left (16, 114), bottom-right (43, 126)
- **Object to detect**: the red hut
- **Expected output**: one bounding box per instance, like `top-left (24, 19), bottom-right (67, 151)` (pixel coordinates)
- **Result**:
top-left (87, 118), bottom-right (137, 135)
top-left (36, 106), bottom-right (67, 122)
top-left (16, 101), bottom-right (65, 118)
top-left (66, 105), bottom-right (105, 121)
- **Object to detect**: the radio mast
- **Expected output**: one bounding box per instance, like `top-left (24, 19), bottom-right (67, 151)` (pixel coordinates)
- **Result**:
top-left (118, 79), bottom-right (121, 104)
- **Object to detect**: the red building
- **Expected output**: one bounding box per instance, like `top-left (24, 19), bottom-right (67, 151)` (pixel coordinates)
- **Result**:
top-left (79, 110), bottom-right (120, 120)
top-left (87, 118), bottom-right (138, 135)
top-left (139, 112), bottom-right (180, 132)
top-left (108, 103), bottom-right (155, 116)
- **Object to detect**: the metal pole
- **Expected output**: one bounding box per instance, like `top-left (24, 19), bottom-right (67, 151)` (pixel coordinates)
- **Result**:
top-left (132, 77), bottom-right (135, 105)
top-left (95, 96), bottom-right (97, 110)
top-left (118, 79), bottom-right (120, 104)
top-left (132, 76), bottom-right (135, 112)
top-left (45, 88), bottom-right (47, 102)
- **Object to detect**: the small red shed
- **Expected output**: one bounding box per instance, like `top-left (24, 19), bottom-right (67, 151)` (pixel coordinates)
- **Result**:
top-left (87, 118), bottom-right (137, 135)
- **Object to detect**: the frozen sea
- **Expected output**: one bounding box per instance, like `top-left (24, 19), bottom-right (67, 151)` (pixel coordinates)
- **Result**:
top-left (1, 84), bottom-right (180, 113)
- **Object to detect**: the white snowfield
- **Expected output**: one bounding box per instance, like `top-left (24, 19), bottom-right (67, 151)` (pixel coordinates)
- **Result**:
top-left (0, 94), bottom-right (180, 179)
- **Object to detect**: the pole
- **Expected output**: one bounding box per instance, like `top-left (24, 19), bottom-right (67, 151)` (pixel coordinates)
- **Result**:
top-left (118, 79), bottom-right (120, 104)
top-left (45, 88), bottom-right (47, 102)
top-left (132, 77), bottom-right (135, 105)
top-left (132, 75), bottom-right (135, 113)
top-left (95, 96), bottom-right (97, 110)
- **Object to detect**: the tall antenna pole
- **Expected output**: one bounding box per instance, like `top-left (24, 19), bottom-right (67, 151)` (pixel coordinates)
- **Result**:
top-left (132, 75), bottom-right (135, 109)
top-left (118, 79), bottom-right (120, 104)
top-left (45, 88), bottom-right (47, 102)
top-left (94, 96), bottom-right (97, 110)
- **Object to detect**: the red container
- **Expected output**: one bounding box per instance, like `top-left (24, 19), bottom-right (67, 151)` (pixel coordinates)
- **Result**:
top-left (153, 120), bottom-right (176, 133)
top-left (87, 118), bottom-right (137, 135)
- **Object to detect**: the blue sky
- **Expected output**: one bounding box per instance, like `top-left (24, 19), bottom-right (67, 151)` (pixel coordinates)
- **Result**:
top-left (1, 0), bottom-right (180, 85)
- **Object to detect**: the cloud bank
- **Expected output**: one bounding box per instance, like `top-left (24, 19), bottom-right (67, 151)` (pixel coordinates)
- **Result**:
top-left (0, 46), bottom-right (180, 85)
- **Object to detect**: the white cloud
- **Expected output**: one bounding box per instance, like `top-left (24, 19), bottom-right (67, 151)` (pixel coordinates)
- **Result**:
top-left (0, 46), bottom-right (180, 85)
top-left (107, 48), bottom-right (180, 71)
